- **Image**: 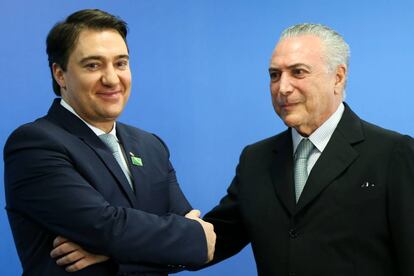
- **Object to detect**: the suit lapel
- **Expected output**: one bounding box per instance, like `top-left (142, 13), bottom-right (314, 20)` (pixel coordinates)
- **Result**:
top-left (89, 140), bottom-right (138, 208)
top-left (295, 131), bottom-right (358, 212)
top-left (116, 124), bottom-right (149, 208)
top-left (46, 99), bottom-right (137, 208)
top-left (270, 130), bottom-right (296, 216)
top-left (295, 104), bottom-right (364, 213)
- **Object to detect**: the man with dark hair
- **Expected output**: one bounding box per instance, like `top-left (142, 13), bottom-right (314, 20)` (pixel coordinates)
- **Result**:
top-left (46, 9), bottom-right (129, 96)
top-left (4, 9), bottom-right (215, 276)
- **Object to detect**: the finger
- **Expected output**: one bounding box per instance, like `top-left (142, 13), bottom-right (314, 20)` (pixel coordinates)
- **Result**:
top-left (185, 209), bottom-right (201, 219)
top-left (65, 258), bottom-right (88, 272)
top-left (56, 250), bottom-right (86, 266)
top-left (53, 236), bottom-right (68, 248)
top-left (65, 256), bottom-right (108, 272)
top-left (50, 242), bottom-right (80, 258)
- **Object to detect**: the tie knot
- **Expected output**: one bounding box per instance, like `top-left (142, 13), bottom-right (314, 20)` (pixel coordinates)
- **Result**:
top-left (99, 134), bottom-right (118, 154)
top-left (295, 138), bottom-right (314, 160)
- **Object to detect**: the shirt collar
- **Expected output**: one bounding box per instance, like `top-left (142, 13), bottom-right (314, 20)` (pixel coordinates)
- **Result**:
top-left (60, 98), bottom-right (117, 139)
top-left (292, 103), bottom-right (345, 154)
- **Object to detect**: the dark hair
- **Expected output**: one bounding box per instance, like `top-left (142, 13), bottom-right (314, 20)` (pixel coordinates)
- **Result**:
top-left (46, 9), bottom-right (128, 96)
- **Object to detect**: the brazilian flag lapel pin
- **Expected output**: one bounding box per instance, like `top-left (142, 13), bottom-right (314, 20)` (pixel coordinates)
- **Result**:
top-left (129, 152), bottom-right (143, 166)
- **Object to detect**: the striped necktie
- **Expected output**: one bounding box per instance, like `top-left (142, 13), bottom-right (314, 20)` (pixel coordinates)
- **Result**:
top-left (294, 138), bottom-right (314, 202)
top-left (99, 134), bottom-right (133, 190)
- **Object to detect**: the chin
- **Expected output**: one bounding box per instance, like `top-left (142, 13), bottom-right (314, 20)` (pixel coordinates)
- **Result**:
top-left (281, 115), bottom-right (300, 128)
top-left (105, 104), bottom-right (124, 114)
top-left (100, 109), bottom-right (122, 120)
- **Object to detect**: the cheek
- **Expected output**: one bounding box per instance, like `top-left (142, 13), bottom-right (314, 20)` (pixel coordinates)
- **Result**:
top-left (123, 91), bottom-right (131, 104)
top-left (298, 83), bottom-right (320, 106)
top-left (270, 83), bottom-right (280, 98)
top-left (120, 71), bottom-right (132, 84)
top-left (65, 77), bottom-right (87, 100)
top-left (270, 95), bottom-right (282, 115)
top-left (313, 84), bottom-right (332, 103)
top-left (76, 76), bottom-right (100, 95)
top-left (270, 89), bottom-right (279, 107)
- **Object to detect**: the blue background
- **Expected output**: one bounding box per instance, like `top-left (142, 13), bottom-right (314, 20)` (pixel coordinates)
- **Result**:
top-left (1, 0), bottom-right (413, 275)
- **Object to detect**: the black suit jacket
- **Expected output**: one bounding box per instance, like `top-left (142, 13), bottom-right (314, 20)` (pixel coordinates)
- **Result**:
top-left (4, 99), bottom-right (207, 276)
top-left (204, 104), bottom-right (414, 276)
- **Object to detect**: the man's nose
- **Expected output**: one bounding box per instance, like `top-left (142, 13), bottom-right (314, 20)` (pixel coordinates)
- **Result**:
top-left (278, 74), bottom-right (293, 95)
top-left (101, 65), bottom-right (120, 86)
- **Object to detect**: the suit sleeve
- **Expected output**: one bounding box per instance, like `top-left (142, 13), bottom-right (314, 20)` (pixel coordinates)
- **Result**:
top-left (152, 133), bottom-right (193, 215)
top-left (4, 125), bottom-right (207, 267)
top-left (387, 135), bottom-right (414, 275)
top-left (202, 146), bottom-right (250, 266)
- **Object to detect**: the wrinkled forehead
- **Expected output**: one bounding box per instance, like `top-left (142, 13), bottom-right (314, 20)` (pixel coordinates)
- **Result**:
top-left (270, 35), bottom-right (327, 68)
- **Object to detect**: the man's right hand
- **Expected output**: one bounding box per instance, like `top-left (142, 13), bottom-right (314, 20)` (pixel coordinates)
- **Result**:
top-left (50, 236), bottom-right (109, 272)
top-left (185, 209), bottom-right (216, 263)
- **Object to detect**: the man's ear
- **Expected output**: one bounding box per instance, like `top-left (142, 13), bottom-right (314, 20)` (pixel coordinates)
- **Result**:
top-left (52, 63), bottom-right (66, 90)
top-left (334, 64), bottom-right (347, 95)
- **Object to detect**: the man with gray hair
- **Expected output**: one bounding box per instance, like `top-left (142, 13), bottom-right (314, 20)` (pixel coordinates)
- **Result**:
top-left (52, 23), bottom-right (414, 275)
top-left (202, 23), bottom-right (414, 275)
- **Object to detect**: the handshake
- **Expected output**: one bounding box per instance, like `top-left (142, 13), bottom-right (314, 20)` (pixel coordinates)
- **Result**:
top-left (50, 210), bottom-right (216, 272)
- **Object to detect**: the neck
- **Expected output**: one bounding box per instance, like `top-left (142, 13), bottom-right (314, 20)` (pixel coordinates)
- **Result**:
top-left (59, 97), bottom-right (116, 134)
top-left (89, 121), bottom-right (115, 133)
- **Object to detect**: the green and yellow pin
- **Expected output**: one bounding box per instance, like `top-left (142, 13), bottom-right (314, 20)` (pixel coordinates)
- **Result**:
top-left (129, 152), bottom-right (143, 166)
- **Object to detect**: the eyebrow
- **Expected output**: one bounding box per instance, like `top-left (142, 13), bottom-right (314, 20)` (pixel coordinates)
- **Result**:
top-left (288, 63), bottom-right (312, 70)
top-left (269, 63), bottom-right (312, 71)
top-left (79, 54), bottom-right (130, 64)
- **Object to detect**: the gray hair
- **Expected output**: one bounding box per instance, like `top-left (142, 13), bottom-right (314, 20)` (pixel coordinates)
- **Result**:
top-left (280, 23), bottom-right (350, 72)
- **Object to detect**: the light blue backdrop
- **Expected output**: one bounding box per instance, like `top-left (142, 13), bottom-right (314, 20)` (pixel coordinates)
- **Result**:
top-left (1, 0), bottom-right (413, 275)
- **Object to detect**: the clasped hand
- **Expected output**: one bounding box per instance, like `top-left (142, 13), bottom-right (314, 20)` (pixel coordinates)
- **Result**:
top-left (50, 210), bottom-right (216, 272)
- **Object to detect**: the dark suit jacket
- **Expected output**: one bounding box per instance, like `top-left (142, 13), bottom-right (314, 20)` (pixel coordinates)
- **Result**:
top-left (4, 99), bottom-right (207, 276)
top-left (204, 104), bottom-right (414, 276)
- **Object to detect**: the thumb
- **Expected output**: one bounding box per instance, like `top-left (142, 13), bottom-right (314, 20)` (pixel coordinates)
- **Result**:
top-left (185, 209), bottom-right (201, 219)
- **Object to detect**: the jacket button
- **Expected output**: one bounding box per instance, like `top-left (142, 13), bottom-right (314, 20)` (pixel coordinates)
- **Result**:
top-left (289, 228), bottom-right (298, 239)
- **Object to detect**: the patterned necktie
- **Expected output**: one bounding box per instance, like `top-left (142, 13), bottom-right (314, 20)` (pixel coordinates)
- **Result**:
top-left (294, 138), bottom-right (314, 202)
top-left (99, 134), bottom-right (133, 190)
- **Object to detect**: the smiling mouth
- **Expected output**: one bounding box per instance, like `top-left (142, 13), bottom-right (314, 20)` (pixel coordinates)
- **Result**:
top-left (96, 91), bottom-right (122, 100)
top-left (280, 102), bottom-right (299, 108)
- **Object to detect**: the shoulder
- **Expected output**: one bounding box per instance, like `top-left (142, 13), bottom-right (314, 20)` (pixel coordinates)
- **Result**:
top-left (4, 117), bottom-right (64, 155)
top-left (334, 111), bottom-right (414, 169)
top-left (117, 122), bottom-right (154, 139)
top-left (116, 122), bottom-right (171, 156)
top-left (359, 119), bottom-right (413, 148)
top-left (337, 104), bottom-right (412, 150)
top-left (245, 130), bottom-right (289, 151)
top-left (239, 130), bottom-right (290, 160)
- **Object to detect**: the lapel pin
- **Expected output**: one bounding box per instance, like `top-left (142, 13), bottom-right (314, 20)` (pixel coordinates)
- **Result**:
top-left (361, 181), bottom-right (375, 188)
top-left (129, 152), bottom-right (143, 166)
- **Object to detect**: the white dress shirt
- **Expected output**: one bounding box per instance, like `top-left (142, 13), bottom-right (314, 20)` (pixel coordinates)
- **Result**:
top-left (292, 103), bottom-right (345, 175)
top-left (60, 99), bottom-right (132, 179)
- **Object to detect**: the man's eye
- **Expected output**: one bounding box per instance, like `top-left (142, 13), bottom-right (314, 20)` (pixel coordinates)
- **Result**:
top-left (269, 71), bottom-right (281, 82)
top-left (116, 60), bottom-right (129, 69)
top-left (85, 63), bottom-right (100, 70)
top-left (292, 68), bottom-right (306, 77)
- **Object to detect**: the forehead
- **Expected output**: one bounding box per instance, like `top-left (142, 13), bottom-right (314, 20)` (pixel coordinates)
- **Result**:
top-left (70, 29), bottom-right (128, 59)
top-left (270, 35), bottom-right (326, 68)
